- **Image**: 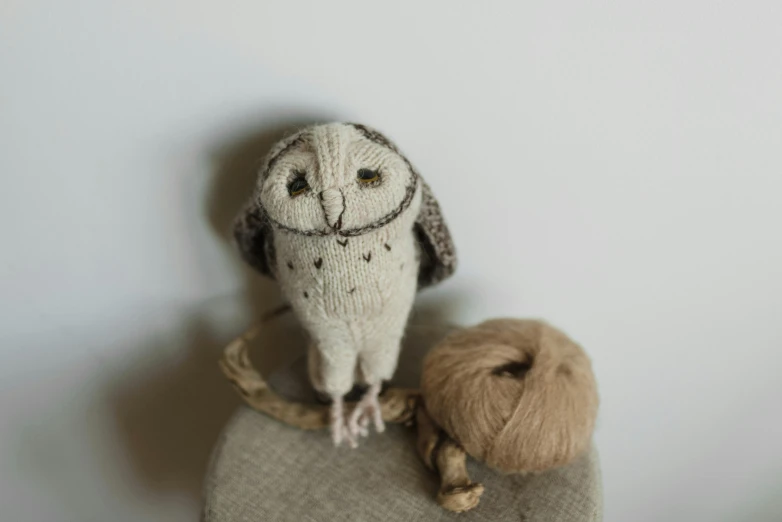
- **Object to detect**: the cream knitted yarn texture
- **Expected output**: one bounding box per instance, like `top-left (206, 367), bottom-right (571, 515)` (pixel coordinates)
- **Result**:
top-left (233, 122), bottom-right (456, 445)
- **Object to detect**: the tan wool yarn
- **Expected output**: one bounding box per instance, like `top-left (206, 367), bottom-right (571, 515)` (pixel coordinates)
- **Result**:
top-left (421, 318), bottom-right (598, 474)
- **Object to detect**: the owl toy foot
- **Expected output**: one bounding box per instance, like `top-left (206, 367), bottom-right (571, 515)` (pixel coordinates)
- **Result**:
top-left (348, 383), bottom-right (385, 439)
top-left (330, 396), bottom-right (357, 448)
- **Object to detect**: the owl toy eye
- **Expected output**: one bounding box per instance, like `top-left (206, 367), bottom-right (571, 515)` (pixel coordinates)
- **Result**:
top-left (357, 168), bottom-right (380, 184)
top-left (287, 172), bottom-right (309, 197)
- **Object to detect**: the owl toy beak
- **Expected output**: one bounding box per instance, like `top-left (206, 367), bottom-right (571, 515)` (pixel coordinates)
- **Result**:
top-left (319, 188), bottom-right (345, 231)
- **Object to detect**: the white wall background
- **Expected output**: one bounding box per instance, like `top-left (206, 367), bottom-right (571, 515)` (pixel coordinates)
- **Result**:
top-left (2, 1), bottom-right (781, 521)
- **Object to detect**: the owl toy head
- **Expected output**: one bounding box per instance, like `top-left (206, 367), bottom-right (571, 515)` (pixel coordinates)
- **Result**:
top-left (234, 122), bottom-right (456, 288)
top-left (258, 123), bottom-right (420, 238)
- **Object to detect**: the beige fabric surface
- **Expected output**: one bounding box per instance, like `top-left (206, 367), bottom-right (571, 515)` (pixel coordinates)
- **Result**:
top-left (203, 323), bottom-right (602, 521)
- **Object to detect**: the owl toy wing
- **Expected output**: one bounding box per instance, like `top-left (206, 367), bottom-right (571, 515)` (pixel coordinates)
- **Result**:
top-left (414, 179), bottom-right (457, 289)
top-left (347, 123), bottom-right (457, 288)
top-left (233, 201), bottom-right (276, 278)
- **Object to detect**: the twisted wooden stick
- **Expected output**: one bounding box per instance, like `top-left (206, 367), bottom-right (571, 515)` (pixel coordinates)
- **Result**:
top-left (218, 314), bottom-right (420, 428)
top-left (218, 314), bottom-right (483, 512)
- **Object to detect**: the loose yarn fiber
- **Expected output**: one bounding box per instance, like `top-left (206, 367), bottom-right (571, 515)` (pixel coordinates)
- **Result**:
top-left (421, 319), bottom-right (598, 474)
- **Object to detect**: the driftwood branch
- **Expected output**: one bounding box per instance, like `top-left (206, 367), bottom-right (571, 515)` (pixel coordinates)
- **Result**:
top-left (416, 404), bottom-right (484, 512)
top-left (219, 321), bottom-right (420, 429)
top-left (218, 316), bottom-right (482, 513)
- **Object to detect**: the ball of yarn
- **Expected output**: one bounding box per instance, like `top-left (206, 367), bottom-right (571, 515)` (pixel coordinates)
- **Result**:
top-left (421, 319), bottom-right (598, 474)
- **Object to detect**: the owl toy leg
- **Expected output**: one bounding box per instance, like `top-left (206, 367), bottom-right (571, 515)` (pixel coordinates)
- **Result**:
top-left (307, 337), bottom-right (360, 447)
top-left (349, 333), bottom-right (404, 437)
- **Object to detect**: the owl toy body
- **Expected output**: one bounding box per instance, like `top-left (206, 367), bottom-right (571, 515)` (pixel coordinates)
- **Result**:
top-left (278, 210), bottom-right (420, 395)
top-left (234, 123), bottom-right (455, 446)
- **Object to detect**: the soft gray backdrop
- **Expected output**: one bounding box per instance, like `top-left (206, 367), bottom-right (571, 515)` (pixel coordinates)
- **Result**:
top-left (1, 2), bottom-right (780, 521)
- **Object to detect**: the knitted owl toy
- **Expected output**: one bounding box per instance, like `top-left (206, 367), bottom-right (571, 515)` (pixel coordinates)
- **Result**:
top-left (233, 123), bottom-right (456, 447)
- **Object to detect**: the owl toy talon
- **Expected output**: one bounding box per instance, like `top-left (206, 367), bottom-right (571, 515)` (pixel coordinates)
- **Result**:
top-left (331, 417), bottom-right (357, 448)
top-left (348, 383), bottom-right (385, 438)
top-left (347, 408), bottom-right (369, 439)
top-left (357, 418), bottom-right (369, 438)
top-left (330, 396), bottom-right (358, 448)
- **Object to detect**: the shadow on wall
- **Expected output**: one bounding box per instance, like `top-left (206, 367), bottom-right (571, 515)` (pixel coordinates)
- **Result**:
top-left (107, 115), bottom-right (331, 502)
